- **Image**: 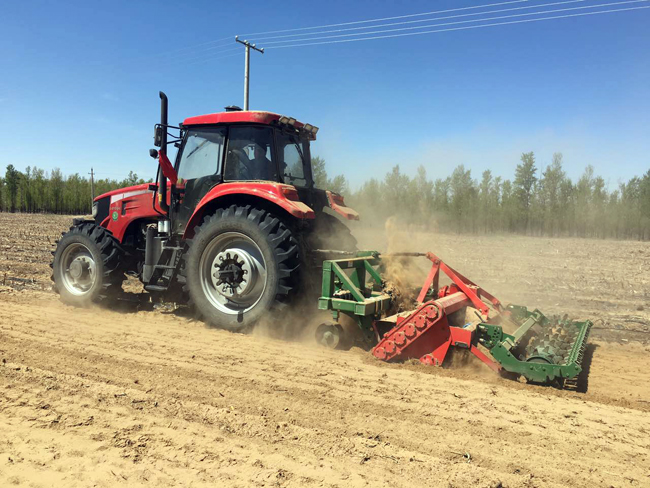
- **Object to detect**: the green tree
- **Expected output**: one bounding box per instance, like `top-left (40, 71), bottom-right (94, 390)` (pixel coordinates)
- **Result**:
top-left (310, 156), bottom-right (349, 195)
top-left (641, 170), bottom-right (650, 239)
top-left (575, 165), bottom-right (595, 237)
top-left (1, 158), bottom-right (648, 240)
top-left (382, 165), bottom-right (410, 220)
top-left (449, 165), bottom-right (476, 233)
top-left (413, 165), bottom-right (434, 227)
top-left (122, 171), bottom-right (141, 187)
top-left (591, 175), bottom-right (607, 238)
top-left (311, 156), bottom-right (328, 189)
top-left (5, 164), bottom-right (20, 213)
top-left (500, 179), bottom-right (516, 232)
top-left (31, 167), bottom-right (46, 212)
top-left (328, 175), bottom-right (349, 195)
top-left (50, 168), bottom-right (64, 214)
top-left (559, 177), bottom-right (575, 234)
top-left (514, 152), bottom-right (538, 232)
top-left (537, 153), bottom-right (566, 235)
top-left (479, 170), bottom-right (493, 233)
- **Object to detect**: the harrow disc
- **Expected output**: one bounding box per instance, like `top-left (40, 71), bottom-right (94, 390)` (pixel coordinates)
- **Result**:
top-left (315, 323), bottom-right (344, 349)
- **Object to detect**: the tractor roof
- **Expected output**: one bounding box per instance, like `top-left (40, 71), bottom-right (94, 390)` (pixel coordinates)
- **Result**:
top-left (183, 111), bottom-right (302, 127)
top-left (182, 110), bottom-right (318, 139)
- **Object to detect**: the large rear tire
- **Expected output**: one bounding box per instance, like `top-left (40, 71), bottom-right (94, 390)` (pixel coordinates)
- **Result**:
top-left (51, 223), bottom-right (125, 307)
top-left (181, 205), bottom-right (300, 331)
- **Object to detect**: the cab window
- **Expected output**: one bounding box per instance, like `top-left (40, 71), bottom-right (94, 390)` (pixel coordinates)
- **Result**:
top-left (177, 128), bottom-right (225, 181)
top-left (224, 126), bottom-right (278, 181)
top-left (277, 132), bottom-right (308, 186)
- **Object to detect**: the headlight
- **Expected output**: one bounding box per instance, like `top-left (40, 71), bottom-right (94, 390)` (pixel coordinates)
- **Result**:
top-left (92, 202), bottom-right (98, 218)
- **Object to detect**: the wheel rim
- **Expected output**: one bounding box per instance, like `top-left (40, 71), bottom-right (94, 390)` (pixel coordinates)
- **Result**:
top-left (199, 232), bottom-right (267, 315)
top-left (59, 243), bottom-right (97, 296)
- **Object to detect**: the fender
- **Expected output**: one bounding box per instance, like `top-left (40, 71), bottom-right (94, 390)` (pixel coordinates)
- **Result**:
top-left (183, 182), bottom-right (315, 239)
top-left (326, 191), bottom-right (360, 220)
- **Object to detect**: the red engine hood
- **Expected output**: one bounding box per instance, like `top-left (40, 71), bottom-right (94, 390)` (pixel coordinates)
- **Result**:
top-left (95, 183), bottom-right (151, 202)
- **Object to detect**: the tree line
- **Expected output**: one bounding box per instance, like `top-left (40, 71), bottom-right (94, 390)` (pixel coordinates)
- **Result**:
top-left (0, 165), bottom-right (147, 215)
top-left (2, 154), bottom-right (649, 240)
top-left (314, 153), bottom-right (650, 240)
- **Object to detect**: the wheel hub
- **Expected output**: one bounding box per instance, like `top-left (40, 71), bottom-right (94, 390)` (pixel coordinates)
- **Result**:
top-left (69, 257), bottom-right (91, 279)
top-left (212, 249), bottom-right (257, 298)
top-left (199, 231), bottom-right (268, 315)
top-left (60, 245), bottom-right (96, 296)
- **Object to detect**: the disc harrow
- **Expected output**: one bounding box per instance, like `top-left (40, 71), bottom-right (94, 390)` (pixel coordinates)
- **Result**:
top-left (317, 251), bottom-right (592, 388)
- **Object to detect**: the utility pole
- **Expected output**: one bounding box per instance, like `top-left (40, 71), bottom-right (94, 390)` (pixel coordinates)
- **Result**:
top-left (89, 167), bottom-right (95, 204)
top-left (235, 36), bottom-right (264, 110)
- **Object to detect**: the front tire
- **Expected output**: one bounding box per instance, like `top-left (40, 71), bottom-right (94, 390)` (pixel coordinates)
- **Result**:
top-left (182, 205), bottom-right (300, 331)
top-left (51, 223), bottom-right (125, 306)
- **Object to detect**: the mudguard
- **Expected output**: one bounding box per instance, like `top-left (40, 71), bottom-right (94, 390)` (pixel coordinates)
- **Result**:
top-left (327, 191), bottom-right (359, 220)
top-left (182, 182), bottom-right (315, 239)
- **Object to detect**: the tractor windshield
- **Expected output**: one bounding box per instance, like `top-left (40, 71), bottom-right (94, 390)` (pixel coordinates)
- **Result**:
top-left (277, 132), bottom-right (312, 188)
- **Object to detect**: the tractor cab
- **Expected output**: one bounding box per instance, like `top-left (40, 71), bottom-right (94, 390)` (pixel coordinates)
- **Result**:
top-left (176, 108), bottom-right (317, 188)
top-left (158, 105), bottom-right (325, 235)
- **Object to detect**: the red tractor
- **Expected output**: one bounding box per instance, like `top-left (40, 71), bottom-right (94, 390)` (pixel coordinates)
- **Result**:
top-left (51, 92), bottom-right (358, 330)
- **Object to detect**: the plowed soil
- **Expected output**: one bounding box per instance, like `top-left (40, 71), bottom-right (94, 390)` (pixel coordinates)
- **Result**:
top-left (1, 213), bottom-right (649, 487)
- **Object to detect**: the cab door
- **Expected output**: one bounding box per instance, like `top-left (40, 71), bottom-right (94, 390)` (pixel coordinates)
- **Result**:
top-left (172, 126), bottom-right (226, 234)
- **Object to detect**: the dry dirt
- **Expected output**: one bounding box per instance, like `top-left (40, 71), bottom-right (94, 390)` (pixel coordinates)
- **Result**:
top-left (1, 213), bottom-right (649, 488)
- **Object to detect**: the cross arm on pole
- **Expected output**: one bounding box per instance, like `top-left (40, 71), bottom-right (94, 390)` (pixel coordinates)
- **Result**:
top-left (235, 36), bottom-right (264, 54)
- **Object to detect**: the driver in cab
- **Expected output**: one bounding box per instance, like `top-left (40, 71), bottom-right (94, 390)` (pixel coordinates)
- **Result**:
top-left (226, 142), bottom-right (276, 181)
top-left (250, 143), bottom-right (275, 181)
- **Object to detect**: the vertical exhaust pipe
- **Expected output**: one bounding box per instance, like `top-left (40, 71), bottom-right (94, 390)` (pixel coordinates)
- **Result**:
top-left (158, 91), bottom-right (169, 214)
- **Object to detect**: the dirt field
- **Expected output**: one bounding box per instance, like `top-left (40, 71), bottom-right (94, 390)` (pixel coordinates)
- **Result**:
top-left (1, 213), bottom-right (649, 487)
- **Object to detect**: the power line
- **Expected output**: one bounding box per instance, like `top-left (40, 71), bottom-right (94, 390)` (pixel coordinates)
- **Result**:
top-left (120, 36), bottom-right (235, 69)
top-left (166, 43), bottom-right (238, 62)
top-left (183, 51), bottom-right (240, 67)
top-left (173, 0), bottom-right (638, 63)
top-left (146, 1), bottom-right (608, 65)
top-left (155, 1), bottom-right (647, 68)
top-left (164, 36), bottom-right (233, 56)
top-left (152, 1), bottom-right (529, 63)
top-left (240, 0), bottom-right (531, 37)
top-left (175, 46), bottom-right (240, 65)
top-left (263, 0), bottom-right (648, 46)
top-left (266, 5), bottom-right (650, 49)
top-left (253, 0), bottom-right (589, 42)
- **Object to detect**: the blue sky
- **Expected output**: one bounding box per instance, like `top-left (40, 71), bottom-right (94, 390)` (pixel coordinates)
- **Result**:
top-left (0, 0), bottom-right (648, 189)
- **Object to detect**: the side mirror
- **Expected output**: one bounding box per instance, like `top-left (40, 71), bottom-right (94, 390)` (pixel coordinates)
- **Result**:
top-left (154, 126), bottom-right (163, 147)
top-left (149, 148), bottom-right (159, 159)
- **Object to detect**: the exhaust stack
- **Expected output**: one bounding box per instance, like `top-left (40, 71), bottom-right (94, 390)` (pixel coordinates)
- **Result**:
top-left (158, 91), bottom-right (169, 214)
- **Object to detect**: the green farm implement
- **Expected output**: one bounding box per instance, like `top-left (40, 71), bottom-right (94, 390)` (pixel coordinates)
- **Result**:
top-left (316, 251), bottom-right (592, 389)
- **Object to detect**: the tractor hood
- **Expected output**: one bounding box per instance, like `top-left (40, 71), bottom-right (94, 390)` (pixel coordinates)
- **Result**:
top-left (95, 183), bottom-right (152, 203)
top-left (93, 182), bottom-right (158, 231)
